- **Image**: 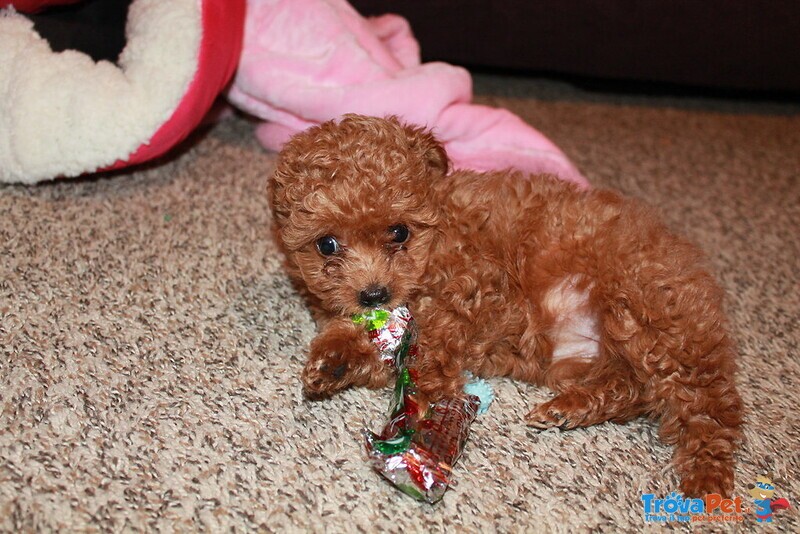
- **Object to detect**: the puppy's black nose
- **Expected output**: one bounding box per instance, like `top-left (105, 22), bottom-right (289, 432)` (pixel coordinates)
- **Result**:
top-left (359, 285), bottom-right (391, 307)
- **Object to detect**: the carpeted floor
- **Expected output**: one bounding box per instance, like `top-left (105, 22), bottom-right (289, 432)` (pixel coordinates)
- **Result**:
top-left (1, 74), bottom-right (798, 532)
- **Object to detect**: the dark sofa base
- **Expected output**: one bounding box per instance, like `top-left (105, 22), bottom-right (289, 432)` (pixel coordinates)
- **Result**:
top-left (351, 1), bottom-right (800, 95)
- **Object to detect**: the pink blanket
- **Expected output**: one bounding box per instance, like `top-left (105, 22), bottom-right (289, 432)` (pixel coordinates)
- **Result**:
top-left (227, 0), bottom-right (588, 187)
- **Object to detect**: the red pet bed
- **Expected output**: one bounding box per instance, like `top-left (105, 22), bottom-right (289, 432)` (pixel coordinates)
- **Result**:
top-left (0, 0), bottom-right (245, 183)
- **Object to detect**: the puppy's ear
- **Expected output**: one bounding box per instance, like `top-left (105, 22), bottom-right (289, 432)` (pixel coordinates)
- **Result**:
top-left (270, 119), bottom-right (331, 226)
top-left (392, 117), bottom-right (449, 176)
top-left (270, 152), bottom-right (292, 227)
top-left (416, 130), bottom-right (448, 175)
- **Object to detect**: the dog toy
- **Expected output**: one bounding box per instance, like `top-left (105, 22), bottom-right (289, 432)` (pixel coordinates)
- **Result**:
top-left (228, 0), bottom-right (588, 188)
top-left (354, 306), bottom-right (492, 503)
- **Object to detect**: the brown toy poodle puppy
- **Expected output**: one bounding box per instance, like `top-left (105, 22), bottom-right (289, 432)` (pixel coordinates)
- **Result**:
top-left (270, 114), bottom-right (743, 498)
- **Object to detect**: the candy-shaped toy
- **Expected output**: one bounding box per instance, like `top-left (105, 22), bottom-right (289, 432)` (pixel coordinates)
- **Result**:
top-left (354, 306), bottom-right (492, 503)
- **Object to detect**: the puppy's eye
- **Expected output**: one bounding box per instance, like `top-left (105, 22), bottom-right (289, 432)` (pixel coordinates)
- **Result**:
top-left (316, 235), bottom-right (340, 256)
top-left (389, 224), bottom-right (410, 244)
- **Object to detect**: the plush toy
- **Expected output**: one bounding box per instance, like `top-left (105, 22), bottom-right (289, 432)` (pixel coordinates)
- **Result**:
top-left (354, 306), bottom-right (493, 503)
top-left (0, 0), bottom-right (245, 183)
top-left (229, 0), bottom-right (588, 188)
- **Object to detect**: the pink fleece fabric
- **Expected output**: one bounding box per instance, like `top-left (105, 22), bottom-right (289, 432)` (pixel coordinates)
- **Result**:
top-left (227, 0), bottom-right (588, 187)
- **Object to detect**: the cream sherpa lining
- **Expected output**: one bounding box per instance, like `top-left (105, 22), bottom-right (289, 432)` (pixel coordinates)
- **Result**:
top-left (0, 0), bottom-right (200, 184)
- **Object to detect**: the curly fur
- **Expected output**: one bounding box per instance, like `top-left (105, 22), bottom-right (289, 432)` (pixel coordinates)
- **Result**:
top-left (271, 114), bottom-right (743, 497)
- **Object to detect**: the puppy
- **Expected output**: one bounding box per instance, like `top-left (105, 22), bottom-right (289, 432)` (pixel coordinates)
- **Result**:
top-left (270, 114), bottom-right (743, 497)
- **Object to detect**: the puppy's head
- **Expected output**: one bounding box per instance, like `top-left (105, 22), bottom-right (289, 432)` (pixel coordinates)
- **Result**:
top-left (271, 114), bottom-right (448, 315)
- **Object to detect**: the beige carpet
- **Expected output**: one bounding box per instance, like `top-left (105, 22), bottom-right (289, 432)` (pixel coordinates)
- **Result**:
top-left (2, 74), bottom-right (799, 532)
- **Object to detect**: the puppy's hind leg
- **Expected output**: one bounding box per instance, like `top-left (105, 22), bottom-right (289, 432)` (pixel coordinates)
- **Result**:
top-left (612, 264), bottom-right (742, 497)
top-left (526, 356), bottom-right (647, 429)
top-left (655, 341), bottom-right (743, 498)
top-left (593, 264), bottom-right (741, 498)
top-left (525, 274), bottom-right (647, 429)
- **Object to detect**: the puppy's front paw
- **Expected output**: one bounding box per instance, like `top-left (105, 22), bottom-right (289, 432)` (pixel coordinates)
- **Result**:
top-left (302, 333), bottom-right (391, 399)
top-left (302, 349), bottom-right (351, 399)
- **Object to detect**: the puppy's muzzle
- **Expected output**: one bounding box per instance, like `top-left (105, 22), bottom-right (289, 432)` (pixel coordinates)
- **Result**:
top-left (359, 285), bottom-right (391, 307)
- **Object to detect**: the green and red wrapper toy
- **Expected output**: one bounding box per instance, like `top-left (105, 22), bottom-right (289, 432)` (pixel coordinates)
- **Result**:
top-left (353, 306), bottom-right (491, 504)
